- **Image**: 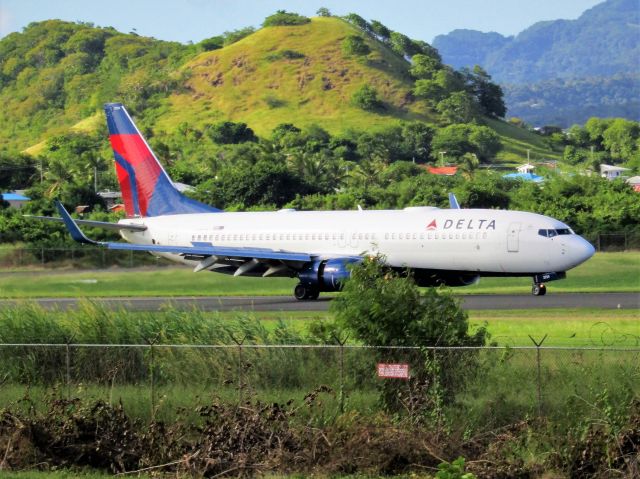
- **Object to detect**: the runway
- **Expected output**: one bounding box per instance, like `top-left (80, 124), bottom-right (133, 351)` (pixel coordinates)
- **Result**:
top-left (3, 293), bottom-right (638, 312)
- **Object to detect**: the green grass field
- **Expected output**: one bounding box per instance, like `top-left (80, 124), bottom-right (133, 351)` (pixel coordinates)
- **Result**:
top-left (0, 252), bottom-right (637, 298)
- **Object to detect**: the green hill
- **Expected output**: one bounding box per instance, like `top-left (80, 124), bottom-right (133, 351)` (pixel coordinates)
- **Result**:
top-left (0, 16), bottom-right (556, 163)
top-left (159, 17), bottom-right (436, 136)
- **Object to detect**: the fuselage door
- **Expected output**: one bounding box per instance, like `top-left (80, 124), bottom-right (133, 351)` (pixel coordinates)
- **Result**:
top-left (507, 222), bottom-right (521, 252)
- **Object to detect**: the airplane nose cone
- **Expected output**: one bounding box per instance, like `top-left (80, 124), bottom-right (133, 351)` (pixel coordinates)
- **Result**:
top-left (573, 237), bottom-right (595, 266)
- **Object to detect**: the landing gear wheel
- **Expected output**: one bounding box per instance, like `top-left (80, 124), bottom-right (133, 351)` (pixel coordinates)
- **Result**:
top-left (532, 283), bottom-right (547, 296)
top-left (307, 289), bottom-right (320, 300)
top-left (294, 283), bottom-right (308, 300)
top-left (294, 283), bottom-right (320, 300)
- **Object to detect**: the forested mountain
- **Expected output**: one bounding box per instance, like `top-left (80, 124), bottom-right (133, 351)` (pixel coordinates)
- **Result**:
top-left (433, 0), bottom-right (640, 126)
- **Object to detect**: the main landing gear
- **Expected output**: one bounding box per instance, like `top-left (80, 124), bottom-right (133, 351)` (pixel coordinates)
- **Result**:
top-left (532, 283), bottom-right (547, 296)
top-left (294, 283), bottom-right (320, 300)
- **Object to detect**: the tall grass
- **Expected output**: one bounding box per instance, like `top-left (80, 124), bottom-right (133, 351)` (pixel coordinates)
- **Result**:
top-left (0, 302), bottom-right (637, 435)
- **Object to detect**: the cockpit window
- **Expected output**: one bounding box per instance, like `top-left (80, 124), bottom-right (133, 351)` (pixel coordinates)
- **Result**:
top-left (538, 228), bottom-right (573, 238)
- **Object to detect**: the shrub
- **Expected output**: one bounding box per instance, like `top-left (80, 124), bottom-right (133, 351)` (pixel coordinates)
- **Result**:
top-left (206, 121), bottom-right (256, 144)
top-left (199, 35), bottom-right (224, 51)
top-left (263, 10), bottom-right (311, 27)
top-left (341, 35), bottom-right (370, 57)
top-left (222, 27), bottom-right (255, 46)
top-left (265, 50), bottom-right (305, 62)
top-left (331, 256), bottom-right (487, 411)
top-left (351, 84), bottom-right (382, 111)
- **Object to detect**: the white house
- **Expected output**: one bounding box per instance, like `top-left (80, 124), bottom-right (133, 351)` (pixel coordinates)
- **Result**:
top-left (517, 163), bottom-right (535, 174)
top-left (626, 176), bottom-right (640, 192)
top-left (600, 164), bottom-right (630, 180)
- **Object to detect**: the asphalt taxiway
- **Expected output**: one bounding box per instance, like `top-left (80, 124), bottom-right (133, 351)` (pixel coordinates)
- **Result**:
top-left (2, 293), bottom-right (638, 312)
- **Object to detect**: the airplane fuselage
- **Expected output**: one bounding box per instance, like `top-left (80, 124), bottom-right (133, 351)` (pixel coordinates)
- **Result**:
top-left (118, 206), bottom-right (595, 280)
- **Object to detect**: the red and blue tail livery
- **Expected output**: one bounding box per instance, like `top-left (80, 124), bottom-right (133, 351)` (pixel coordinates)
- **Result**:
top-left (104, 103), bottom-right (220, 217)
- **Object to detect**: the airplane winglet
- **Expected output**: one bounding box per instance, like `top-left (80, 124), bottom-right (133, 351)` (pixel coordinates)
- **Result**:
top-left (55, 201), bottom-right (100, 245)
top-left (448, 193), bottom-right (460, 209)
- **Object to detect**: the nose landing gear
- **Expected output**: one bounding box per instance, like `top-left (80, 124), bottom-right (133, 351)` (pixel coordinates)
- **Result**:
top-left (532, 283), bottom-right (547, 296)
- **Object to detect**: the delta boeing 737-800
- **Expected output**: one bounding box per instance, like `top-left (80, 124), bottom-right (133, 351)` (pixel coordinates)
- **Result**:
top-left (39, 103), bottom-right (595, 299)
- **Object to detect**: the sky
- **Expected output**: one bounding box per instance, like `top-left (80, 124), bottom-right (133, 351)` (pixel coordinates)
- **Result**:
top-left (0, 0), bottom-right (605, 44)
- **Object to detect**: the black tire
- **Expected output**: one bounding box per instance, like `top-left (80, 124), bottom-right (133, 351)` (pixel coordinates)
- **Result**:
top-left (307, 288), bottom-right (320, 300)
top-left (294, 283), bottom-right (308, 300)
top-left (532, 283), bottom-right (547, 296)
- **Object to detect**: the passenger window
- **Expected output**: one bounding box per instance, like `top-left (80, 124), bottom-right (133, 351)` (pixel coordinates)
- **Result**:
top-left (399, 233), bottom-right (403, 240)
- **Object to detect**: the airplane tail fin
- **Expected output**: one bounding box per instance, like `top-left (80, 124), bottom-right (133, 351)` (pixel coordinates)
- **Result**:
top-left (104, 103), bottom-right (221, 217)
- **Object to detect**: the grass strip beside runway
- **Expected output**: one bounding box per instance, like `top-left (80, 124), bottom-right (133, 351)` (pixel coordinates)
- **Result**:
top-left (0, 252), bottom-right (637, 298)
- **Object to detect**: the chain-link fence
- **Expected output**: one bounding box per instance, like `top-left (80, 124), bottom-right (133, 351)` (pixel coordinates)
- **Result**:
top-left (0, 344), bottom-right (638, 428)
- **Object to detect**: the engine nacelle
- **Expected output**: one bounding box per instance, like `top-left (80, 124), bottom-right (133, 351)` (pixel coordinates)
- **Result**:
top-left (298, 258), bottom-right (362, 292)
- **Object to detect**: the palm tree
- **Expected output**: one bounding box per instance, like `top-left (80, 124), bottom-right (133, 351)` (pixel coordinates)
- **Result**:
top-left (459, 152), bottom-right (479, 180)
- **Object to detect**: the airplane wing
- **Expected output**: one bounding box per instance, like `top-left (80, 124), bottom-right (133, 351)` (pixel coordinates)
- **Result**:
top-left (25, 214), bottom-right (147, 232)
top-left (54, 201), bottom-right (312, 276)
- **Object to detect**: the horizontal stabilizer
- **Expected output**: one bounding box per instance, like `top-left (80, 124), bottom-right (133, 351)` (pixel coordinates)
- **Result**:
top-left (25, 214), bottom-right (147, 232)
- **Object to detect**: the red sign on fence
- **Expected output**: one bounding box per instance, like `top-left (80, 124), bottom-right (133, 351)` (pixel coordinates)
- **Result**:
top-left (377, 363), bottom-right (410, 379)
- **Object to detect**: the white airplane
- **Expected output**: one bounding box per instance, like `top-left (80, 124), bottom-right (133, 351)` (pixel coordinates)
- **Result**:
top-left (45, 103), bottom-right (595, 299)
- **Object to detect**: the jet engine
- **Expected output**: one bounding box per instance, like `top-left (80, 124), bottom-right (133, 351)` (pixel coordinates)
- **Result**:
top-left (295, 257), bottom-right (362, 299)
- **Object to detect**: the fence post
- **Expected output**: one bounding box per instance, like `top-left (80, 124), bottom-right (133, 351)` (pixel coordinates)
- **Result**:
top-left (230, 334), bottom-right (247, 405)
top-left (332, 333), bottom-right (349, 414)
top-left (147, 335), bottom-right (159, 418)
top-left (528, 334), bottom-right (548, 417)
top-left (64, 335), bottom-right (76, 400)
